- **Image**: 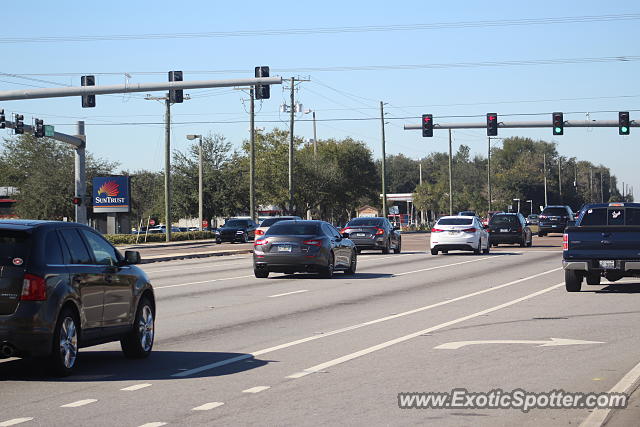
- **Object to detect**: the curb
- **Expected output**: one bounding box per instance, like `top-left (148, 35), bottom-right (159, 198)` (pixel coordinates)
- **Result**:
top-left (140, 248), bottom-right (253, 264)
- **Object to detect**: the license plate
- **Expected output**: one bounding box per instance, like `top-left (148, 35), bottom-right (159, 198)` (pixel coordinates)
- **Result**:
top-left (599, 260), bottom-right (615, 269)
top-left (551, 225), bottom-right (558, 227)
top-left (500, 229), bottom-right (508, 233)
top-left (448, 231), bottom-right (458, 235)
top-left (356, 233), bottom-right (366, 237)
top-left (277, 245), bottom-right (292, 253)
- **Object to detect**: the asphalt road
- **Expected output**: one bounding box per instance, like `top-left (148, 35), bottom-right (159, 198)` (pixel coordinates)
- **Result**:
top-left (1, 233), bottom-right (639, 426)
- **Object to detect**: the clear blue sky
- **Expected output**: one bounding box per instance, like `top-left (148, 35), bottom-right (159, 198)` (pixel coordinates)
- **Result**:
top-left (2, 0), bottom-right (639, 203)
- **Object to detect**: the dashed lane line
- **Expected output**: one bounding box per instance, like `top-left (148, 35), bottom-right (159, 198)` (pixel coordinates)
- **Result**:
top-left (0, 419), bottom-right (33, 427)
top-left (60, 399), bottom-right (97, 408)
top-left (242, 386), bottom-right (271, 394)
top-left (120, 383), bottom-right (152, 391)
top-left (192, 402), bottom-right (225, 411)
top-left (172, 267), bottom-right (561, 377)
top-left (268, 290), bottom-right (309, 298)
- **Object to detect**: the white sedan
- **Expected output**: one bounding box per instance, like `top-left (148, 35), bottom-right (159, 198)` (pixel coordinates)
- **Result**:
top-left (430, 216), bottom-right (490, 255)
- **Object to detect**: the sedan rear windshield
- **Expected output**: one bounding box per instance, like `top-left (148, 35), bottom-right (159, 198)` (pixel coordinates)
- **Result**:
top-left (266, 223), bottom-right (320, 235)
top-left (0, 230), bottom-right (31, 266)
top-left (437, 218), bottom-right (473, 225)
top-left (489, 215), bottom-right (519, 226)
top-left (260, 217), bottom-right (296, 227)
top-left (224, 220), bottom-right (249, 227)
top-left (542, 207), bottom-right (569, 216)
top-left (347, 218), bottom-right (384, 227)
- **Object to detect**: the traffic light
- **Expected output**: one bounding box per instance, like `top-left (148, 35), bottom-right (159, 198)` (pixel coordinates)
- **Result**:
top-left (619, 111), bottom-right (630, 135)
top-left (14, 114), bottom-right (24, 135)
top-left (168, 71), bottom-right (183, 103)
top-left (255, 66), bottom-right (270, 100)
top-left (72, 196), bottom-right (82, 205)
top-left (421, 114), bottom-right (433, 137)
top-left (0, 109), bottom-right (4, 129)
top-left (34, 119), bottom-right (44, 138)
top-left (486, 113), bottom-right (498, 136)
top-left (81, 75), bottom-right (96, 108)
top-left (552, 112), bottom-right (564, 135)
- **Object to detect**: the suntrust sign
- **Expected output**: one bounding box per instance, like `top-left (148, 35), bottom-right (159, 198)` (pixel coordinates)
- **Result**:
top-left (92, 176), bottom-right (130, 213)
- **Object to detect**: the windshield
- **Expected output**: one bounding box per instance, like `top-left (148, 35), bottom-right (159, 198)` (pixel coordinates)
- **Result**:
top-left (260, 217), bottom-right (296, 227)
top-left (224, 220), bottom-right (249, 227)
top-left (266, 222), bottom-right (320, 236)
top-left (542, 207), bottom-right (569, 216)
top-left (437, 218), bottom-right (473, 225)
top-left (347, 218), bottom-right (384, 227)
top-left (490, 215), bottom-right (519, 226)
top-left (0, 230), bottom-right (31, 266)
top-left (580, 208), bottom-right (640, 226)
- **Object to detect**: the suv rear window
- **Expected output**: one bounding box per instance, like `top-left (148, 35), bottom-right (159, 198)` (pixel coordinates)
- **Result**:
top-left (224, 220), bottom-right (249, 227)
top-left (542, 207), bottom-right (569, 216)
top-left (489, 215), bottom-right (519, 226)
top-left (0, 230), bottom-right (30, 266)
top-left (266, 222), bottom-right (319, 235)
top-left (347, 218), bottom-right (384, 227)
top-left (437, 218), bottom-right (473, 225)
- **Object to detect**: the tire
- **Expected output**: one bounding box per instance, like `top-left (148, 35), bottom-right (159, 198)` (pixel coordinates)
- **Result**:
top-left (382, 240), bottom-right (390, 254)
top-left (320, 254), bottom-right (334, 279)
top-left (430, 249), bottom-right (438, 255)
top-left (519, 238), bottom-right (526, 247)
top-left (482, 242), bottom-right (490, 254)
top-left (241, 232), bottom-right (248, 243)
top-left (254, 269), bottom-right (269, 278)
top-left (356, 248), bottom-right (362, 254)
top-left (565, 269), bottom-right (582, 292)
top-left (121, 297), bottom-right (155, 359)
top-left (48, 307), bottom-right (80, 377)
top-left (216, 238), bottom-right (221, 244)
top-left (527, 238), bottom-right (533, 247)
top-left (394, 239), bottom-right (401, 254)
top-left (345, 250), bottom-right (357, 275)
top-left (586, 272), bottom-right (601, 286)
top-left (473, 240), bottom-right (481, 254)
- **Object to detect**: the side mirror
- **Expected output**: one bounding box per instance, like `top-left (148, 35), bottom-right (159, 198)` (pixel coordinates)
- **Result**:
top-left (124, 250), bottom-right (141, 265)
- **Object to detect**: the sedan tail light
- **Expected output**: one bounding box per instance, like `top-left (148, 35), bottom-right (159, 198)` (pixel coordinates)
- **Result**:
top-left (563, 233), bottom-right (568, 251)
top-left (431, 228), bottom-right (444, 233)
top-left (461, 228), bottom-right (477, 233)
top-left (255, 229), bottom-right (265, 236)
top-left (303, 239), bottom-right (322, 247)
top-left (374, 227), bottom-right (384, 235)
top-left (254, 239), bottom-right (269, 246)
top-left (21, 273), bottom-right (46, 301)
top-left (340, 227), bottom-right (350, 233)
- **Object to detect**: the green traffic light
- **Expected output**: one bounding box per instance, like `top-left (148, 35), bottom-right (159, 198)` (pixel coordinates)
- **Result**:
top-left (555, 127), bottom-right (562, 133)
top-left (621, 126), bottom-right (629, 133)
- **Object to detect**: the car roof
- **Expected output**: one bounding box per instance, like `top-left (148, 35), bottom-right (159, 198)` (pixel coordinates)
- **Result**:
top-left (0, 219), bottom-right (80, 231)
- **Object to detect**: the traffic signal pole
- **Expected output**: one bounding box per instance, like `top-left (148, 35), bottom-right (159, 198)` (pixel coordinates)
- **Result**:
top-left (404, 119), bottom-right (638, 131)
top-left (75, 121), bottom-right (87, 225)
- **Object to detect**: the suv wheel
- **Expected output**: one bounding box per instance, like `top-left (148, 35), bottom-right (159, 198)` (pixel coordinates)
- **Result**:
top-left (49, 308), bottom-right (79, 376)
top-left (121, 297), bottom-right (155, 359)
top-left (565, 270), bottom-right (582, 292)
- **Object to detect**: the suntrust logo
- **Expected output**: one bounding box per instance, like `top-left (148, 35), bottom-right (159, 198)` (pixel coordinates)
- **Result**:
top-left (95, 180), bottom-right (125, 204)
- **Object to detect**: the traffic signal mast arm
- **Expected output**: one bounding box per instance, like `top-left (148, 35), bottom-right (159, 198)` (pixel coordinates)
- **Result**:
top-left (404, 119), bottom-right (637, 130)
top-left (2, 119), bottom-right (84, 147)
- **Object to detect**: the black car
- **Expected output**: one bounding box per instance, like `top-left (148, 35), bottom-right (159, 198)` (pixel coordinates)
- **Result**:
top-left (458, 211), bottom-right (477, 217)
top-left (0, 220), bottom-right (155, 376)
top-left (488, 213), bottom-right (533, 247)
top-left (253, 220), bottom-right (356, 278)
top-left (538, 205), bottom-right (574, 236)
top-left (341, 217), bottom-right (401, 254)
top-left (217, 218), bottom-right (258, 243)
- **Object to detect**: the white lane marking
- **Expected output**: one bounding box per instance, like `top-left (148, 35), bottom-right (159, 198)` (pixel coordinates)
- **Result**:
top-left (434, 338), bottom-right (604, 350)
top-left (60, 399), bottom-right (97, 408)
top-left (0, 419), bottom-right (33, 427)
top-left (120, 383), bottom-right (152, 391)
top-left (172, 267), bottom-right (561, 377)
top-left (394, 256), bottom-right (491, 276)
top-left (192, 402), bottom-right (225, 411)
top-left (268, 290), bottom-right (309, 298)
top-left (138, 423), bottom-right (167, 427)
top-left (580, 359), bottom-right (640, 427)
top-left (242, 386), bottom-right (270, 394)
top-left (287, 282), bottom-right (564, 379)
top-left (155, 274), bottom-right (254, 290)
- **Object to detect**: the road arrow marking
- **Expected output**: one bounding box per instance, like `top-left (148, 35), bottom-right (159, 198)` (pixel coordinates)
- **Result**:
top-left (435, 338), bottom-right (604, 350)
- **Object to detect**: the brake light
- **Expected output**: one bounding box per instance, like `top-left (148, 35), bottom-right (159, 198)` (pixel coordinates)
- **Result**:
top-left (563, 233), bottom-right (568, 251)
top-left (374, 227), bottom-right (384, 235)
top-left (255, 229), bottom-right (265, 236)
top-left (431, 228), bottom-right (444, 233)
top-left (539, 215), bottom-right (547, 220)
top-left (303, 239), bottom-right (322, 247)
top-left (21, 273), bottom-right (46, 301)
top-left (340, 227), bottom-right (350, 233)
top-left (462, 228), bottom-right (477, 233)
top-left (254, 239), bottom-right (269, 246)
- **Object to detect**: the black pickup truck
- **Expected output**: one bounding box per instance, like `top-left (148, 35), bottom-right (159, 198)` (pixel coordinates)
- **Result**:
top-left (563, 202), bottom-right (640, 292)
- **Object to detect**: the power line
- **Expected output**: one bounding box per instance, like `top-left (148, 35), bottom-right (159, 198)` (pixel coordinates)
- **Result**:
top-left (2, 14), bottom-right (638, 44)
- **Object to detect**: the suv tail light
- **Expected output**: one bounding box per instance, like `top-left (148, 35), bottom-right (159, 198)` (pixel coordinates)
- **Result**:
top-left (374, 227), bottom-right (384, 235)
top-left (21, 273), bottom-right (46, 301)
top-left (461, 228), bottom-right (477, 233)
top-left (562, 233), bottom-right (569, 251)
top-left (303, 239), bottom-right (322, 247)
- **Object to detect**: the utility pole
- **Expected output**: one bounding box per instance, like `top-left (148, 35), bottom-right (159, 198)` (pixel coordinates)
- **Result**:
top-left (600, 169), bottom-right (604, 203)
top-left (75, 121), bottom-right (87, 225)
top-left (487, 137), bottom-right (492, 212)
top-left (590, 168), bottom-right (594, 202)
top-left (543, 151), bottom-right (548, 207)
top-left (419, 162), bottom-right (425, 224)
top-left (288, 78), bottom-right (296, 215)
top-left (198, 137), bottom-right (203, 230)
top-left (380, 101), bottom-right (388, 219)
top-left (164, 98), bottom-right (172, 241)
top-left (448, 129), bottom-right (453, 215)
top-left (249, 88), bottom-right (256, 223)
top-left (312, 111), bottom-right (318, 157)
top-left (558, 157), bottom-right (562, 200)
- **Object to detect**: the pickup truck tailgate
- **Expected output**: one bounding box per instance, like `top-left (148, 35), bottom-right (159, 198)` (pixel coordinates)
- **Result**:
top-left (565, 226), bottom-right (640, 259)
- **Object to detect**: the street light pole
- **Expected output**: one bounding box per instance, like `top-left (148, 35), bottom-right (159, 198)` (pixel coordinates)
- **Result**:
top-left (164, 98), bottom-right (172, 242)
top-left (513, 198), bottom-right (520, 213)
top-left (487, 137), bottom-right (492, 213)
top-left (187, 134), bottom-right (204, 231)
top-left (448, 129), bottom-right (453, 215)
top-left (249, 88), bottom-right (256, 222)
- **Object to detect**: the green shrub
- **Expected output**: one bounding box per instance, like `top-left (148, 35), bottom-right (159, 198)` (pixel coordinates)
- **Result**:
top-left (104, 231), bottom-right (218, 246)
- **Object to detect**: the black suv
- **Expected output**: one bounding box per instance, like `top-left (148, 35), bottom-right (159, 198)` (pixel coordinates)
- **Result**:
top-left (341, 217), bottom-right (401, 254)
top-left (0, 220), bottom-right (155, 376)
top-left (488, 213), bottom-right (532, 247)
top-left (217, 218), bottom-right (258, 243)
top-left (538, 205), bottom-right (574, 236)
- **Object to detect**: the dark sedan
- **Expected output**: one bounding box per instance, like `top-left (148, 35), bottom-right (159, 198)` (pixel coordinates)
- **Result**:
top-left (341, 217), bottom-right (401, 254)
top-left (0, 220), bottom-right (155, 376)
top-left (488, 213), bottom-right (532, 247)
top-left (253, 220), bottom-right (356, 278)
top-left (217, 218), bottom-right (258, 243)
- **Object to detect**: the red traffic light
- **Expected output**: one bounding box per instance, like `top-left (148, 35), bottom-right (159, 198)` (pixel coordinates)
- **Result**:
top-left (72, 197), bottom-right (82, 205)
top-left (421, 114), bottom-right (433, 137)
top-left (486, 113), bottom-right (498, 136)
